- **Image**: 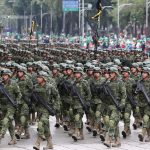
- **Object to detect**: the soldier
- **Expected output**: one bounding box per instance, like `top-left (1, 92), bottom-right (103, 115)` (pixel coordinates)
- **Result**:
top-left (88, 67), bottom-right (105, 137)
top-left (71, 67), bottom-right (91, 141)
top-left (121, 67), bottom-right (135, 138)
top-left (33, 71), bottom-right (60, 150)
top-left (135, 67), bottom-right (150, 142)
top-left (51, 63), bottom-right (63, 128)
top-left (130, 63), bottom-right (142, 129)
top-left (15, 66), bottom-right (33, 140)
top-left (0, 69), bottom-right (22, 145)
top-left (103, 67), bottom-right (126, 147)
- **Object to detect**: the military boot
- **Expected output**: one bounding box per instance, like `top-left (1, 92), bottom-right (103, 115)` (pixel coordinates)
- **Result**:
top-left (138, 128), bottom-right (147, 142)
top-left (33, 136), bottom-right (42, 150)
top-left (112, 137), bottom-right (121, 147)
top-left (68, 122), bottom-right (75, 136)
top-left (63, 122), bottom-right (69, 131)
top-left (43, 137), bottom-right (53, 150)
top-left (86, 121), bottom-right (93, 133)
top-left (55, 116), bottom-right (60, 128)
top-left (21, 128), bottom-right (30, 139)
top-left (93, 123), bottom-right (101, 137)
top-left (8, 136), bottom-right (17, 145)
top-left (15, 126), bottom-right (23, 139)
top-left (103, 133), bottom-right (111, 148)
top-left (100, 130), bottom-right (106, 142)
top-left (72, 128), bottom-right (80, 142)
top-left (78, 128), bottom-right (84, 140)
top-left (145, 129), bottom-right (150, 142)
top-left (122, 126), bottom-right (131, 138)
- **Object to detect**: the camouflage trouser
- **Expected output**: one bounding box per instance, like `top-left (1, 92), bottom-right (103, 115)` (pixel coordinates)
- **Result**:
top-left (139, 106), bottom-right (150, 129)
top-left (123, 103), bottom-right (132, 128)
top-left (62, 101), bottom-right (73, 123)
top-left (0, 108), bottom-right (15, 138)
top-left (104, 105), bottom-right (120, 139)
top-left (91, 103), bottom-right (102, 124)
top-left (133, 106), bottom-right (142, 125)
top-left (19, 103), bottom-right (29, 130)
top-left (73, 108), bottom-right (84, 129)
top-left (38, 113), bottom-right (51, 139)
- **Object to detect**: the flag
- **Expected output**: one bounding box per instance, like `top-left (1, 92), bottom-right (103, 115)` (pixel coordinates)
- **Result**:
top-left (30, 20), bottom-right (36, 36)
top-left (92, 0), bottom-right (102, 20)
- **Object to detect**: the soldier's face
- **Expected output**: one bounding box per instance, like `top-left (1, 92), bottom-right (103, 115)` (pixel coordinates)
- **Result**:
top-left (104, 73), bottom-right (109, 79)
top-left (27, 67), bottom-right (33, 72)
top-left (37, 77), bottom-right (44, 84)
top-left (63, 70), bottom-right (67, 75)
top-left (110, 72), bottom-right (116, 79)
top-left (131, 68), bottom-right (136, 73)
top-left (74, 73), bottom-right (82, 79)
top-left (2, 74), bottom-right (9, 81)
top-left (142, 72), bottom-right (149, 79)
top-left (52, 69), bottom-right (58, 74)
top-left (93, 72), bottom-right (100, 78)
top-left (87, 70), bottom-right (93, 75)
top-left (17, 71), bottom-right (24, 78)
top-left (122, 72), bottom-right (129, 78)
top-left (67, 69), bottom-right (73, 75)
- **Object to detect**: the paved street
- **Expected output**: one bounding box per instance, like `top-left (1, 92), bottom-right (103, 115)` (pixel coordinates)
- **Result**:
top-left (0, 115), bottom-right (150, 150)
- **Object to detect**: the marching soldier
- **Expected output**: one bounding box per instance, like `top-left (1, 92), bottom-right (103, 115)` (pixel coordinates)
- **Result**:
top-left (71, 67), bottom-right (91, 141)
top-left (15, 66), bottom-right (33, 140)
top-left (0, 69), bottom-right (22, 145)
top-left (135, 67), bottom-right (150, 142)
top-left (121, 67), bottom-right (135, 138)
top-left (33, 71), bottom-right (60, 150)
top-left (103, 67), bottom-right (126, 147)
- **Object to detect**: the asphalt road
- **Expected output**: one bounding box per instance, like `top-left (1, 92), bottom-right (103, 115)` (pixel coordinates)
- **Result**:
top-left (0, 115), bottom-right (150, 150)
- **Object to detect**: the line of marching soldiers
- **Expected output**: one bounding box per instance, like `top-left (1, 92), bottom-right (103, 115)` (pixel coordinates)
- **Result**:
top-left (0, 56), bottom-right (150, 149)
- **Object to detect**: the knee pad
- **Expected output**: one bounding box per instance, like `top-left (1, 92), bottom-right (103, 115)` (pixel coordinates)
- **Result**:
top-left (75, 114), bottom-right (80, 122)
top-left (124, 113), bottom-right (130, 120)
top-left (95, 111), bottom-right (101, 118)
top-left (109, 120), bottom-right (115, 128)
top-left (143, 115), bottom-right (149, 124)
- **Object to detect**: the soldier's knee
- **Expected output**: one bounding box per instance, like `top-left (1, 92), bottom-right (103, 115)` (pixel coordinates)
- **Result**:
top-left (104, 116), bottom-right (109, 124)
top-left (2, 117), bottom-right (9, 125)
top-left (109, 120), bottom-right (115, 128)
top-left (143, 115), bottom-right (149, 123)
top-left (38, 121), bottom-right (43, 129)
top-left (124, 113), bottom-right (130, 120)
top-left (75, 114), bottom-right (80, 122)
top-left (95, 111), bottom-right (100, 118)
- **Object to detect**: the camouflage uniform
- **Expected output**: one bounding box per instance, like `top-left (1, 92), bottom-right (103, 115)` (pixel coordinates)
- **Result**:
top-left (72, 67), bottom-right (91, 141)
top-left (121, 67), bottom-right (135, 138)
top-left (0, 69), bottom-right (22, 145)
top-left (15, 66), bottom-right (33, 139)
top-left (136, 67), bottom-right (150, 142)
top-left (33, 71), bottom-right (60, 150)
top-left (103, 67), bottom-right (126, 147)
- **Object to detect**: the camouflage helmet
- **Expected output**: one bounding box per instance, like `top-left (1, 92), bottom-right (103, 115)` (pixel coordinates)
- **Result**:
top-left (114, 59), bottom-right (121, 65)
top-left (74, 67), bottom-right (84, 74)
top-left (142, 67), bottom-right (150, 75)
top-left (93, 67), bottom-right (101, 73)
top-left (66, 64), bottom-right (74, 71)
top-left (75, 63), bottom-right (84, 68)
top-left (1, 69), bottom-right (12, 77)
top-left (52, 63), bottom-right (60, 70)
top-left (143, 60), bottom-right (150, 67)
top-left (121, 67), bottom-right (130, 74)
top-left (37, 71), bottom-right (49, 81)
top-left (109, 67), bottom-right (119, 75)
top-left (131, 63), bottom-right (139, 68)
top-left (26, 62), bottom-right (33, 67)
top-left (17, 66), bottom-right (27, 73)
top-left (20, 63), bottom-right (27, 68)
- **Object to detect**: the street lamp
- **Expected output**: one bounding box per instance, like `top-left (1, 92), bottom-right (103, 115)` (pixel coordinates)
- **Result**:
top-left (118, 0), bottom-right (134, 35)
top-left (146, 0), bottom-right (150, 36)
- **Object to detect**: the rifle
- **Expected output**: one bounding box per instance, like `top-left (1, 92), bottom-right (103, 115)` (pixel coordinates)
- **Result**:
top-left (135, 81), bottom-right (150, 106)
top-left (101, 82), bottom-right (121, 111)
top-left (126, 90), bottom-right (137, 108)
top-left (31, 92), bottom-right (56, 116)
top-left (0, 83), bottom-right (17, 107)
top-left (71, 84), bottom-right (89, 115)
